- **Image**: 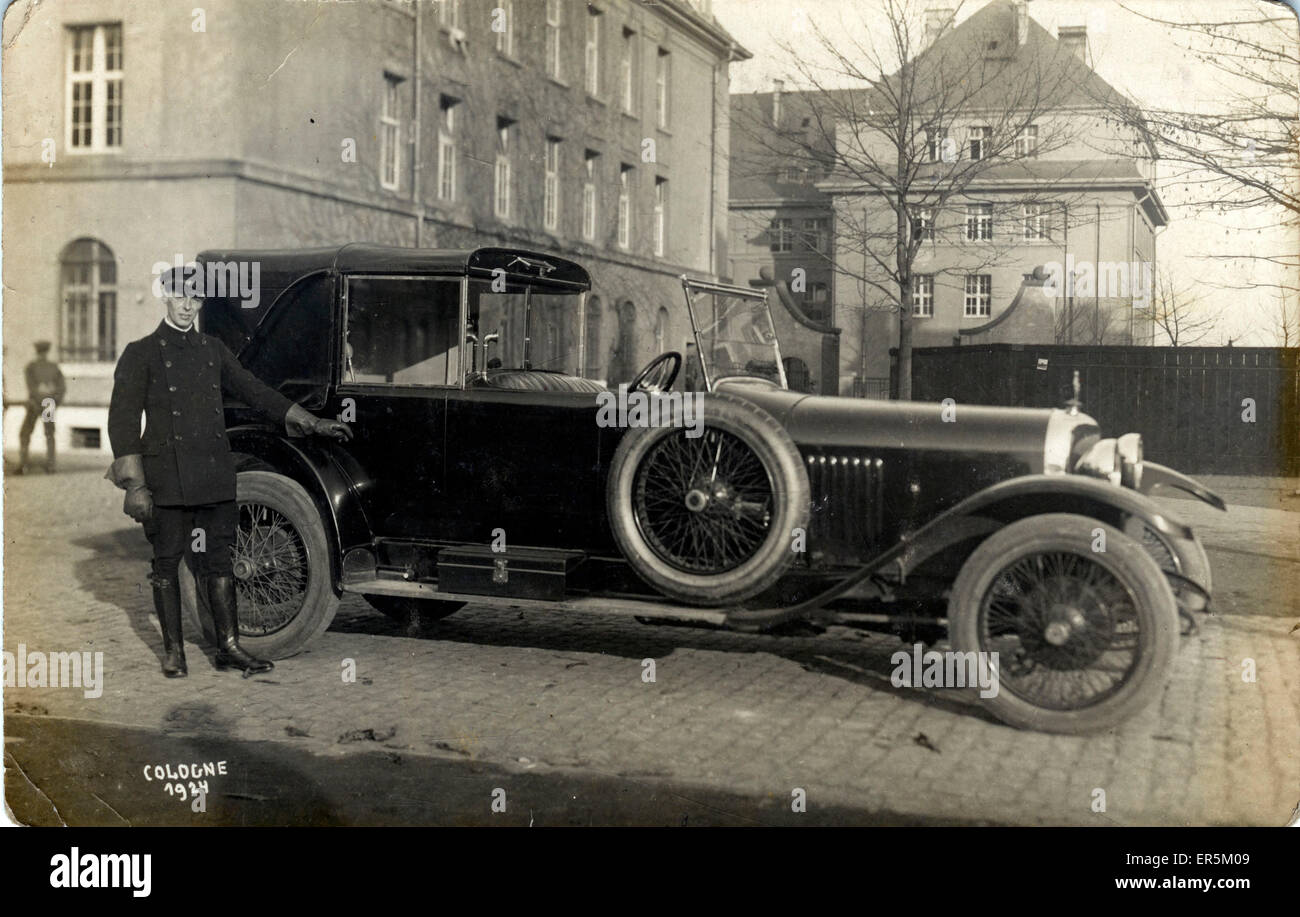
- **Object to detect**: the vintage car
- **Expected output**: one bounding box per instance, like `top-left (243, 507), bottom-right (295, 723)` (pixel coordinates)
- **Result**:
top-left (180, 243), bottom-right (1224, 734)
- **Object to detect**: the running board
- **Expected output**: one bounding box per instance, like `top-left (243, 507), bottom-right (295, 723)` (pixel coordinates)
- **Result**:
top-left (342, 578), bottom-right (729, 626)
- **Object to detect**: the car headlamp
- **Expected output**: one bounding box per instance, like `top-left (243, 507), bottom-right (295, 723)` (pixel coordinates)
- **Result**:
top-left (1076, 437), bottom-right (1121, 485)
top-left (1116, 433), bottom-right (1143, 490)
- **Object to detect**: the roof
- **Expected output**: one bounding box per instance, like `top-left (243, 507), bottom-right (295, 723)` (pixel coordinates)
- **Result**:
top-left (195, 244), bottom-right (592, 294)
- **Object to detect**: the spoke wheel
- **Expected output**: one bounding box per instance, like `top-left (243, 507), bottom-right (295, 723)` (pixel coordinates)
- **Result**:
top-left (634, 427), bottom-right (774, 574)
top-left (180, 471), bottom-right (340, 659)
top-left (233, 502), bottom-right (310, 636)
top-left (607, 392), bottom-right (809, 607)
top-left (948, 513), bottom-right (1178, 734)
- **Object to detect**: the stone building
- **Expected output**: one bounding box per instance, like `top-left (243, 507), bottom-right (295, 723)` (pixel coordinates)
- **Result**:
top-left (729, 0), bottom-right (1166, 397)
top-left (2, 0), bottom-right (747, 454)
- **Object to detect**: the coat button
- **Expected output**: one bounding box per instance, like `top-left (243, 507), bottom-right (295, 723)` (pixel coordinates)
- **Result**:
top-left (208, 361), bottom-right (214, 367)
top-left (172, 410), bottom-right (181, 417)
top-left (160, 340), bottom-right (167, 347)
top-left (215, 432), bottom-right (223, 439)
top-left (169, 385), bottom-right (178, 392)
top-left (175, 434), bottom-right (183, 441)
top-left (165, 360), bottom-right (173, 368)
top-left (213, 407), bottom-right (221, 414)
top-left (211, 383), bottom-right (218, 389)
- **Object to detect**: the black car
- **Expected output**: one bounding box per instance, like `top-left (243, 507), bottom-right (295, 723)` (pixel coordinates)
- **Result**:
top-left (178, 243), bottom-right (1224, 734)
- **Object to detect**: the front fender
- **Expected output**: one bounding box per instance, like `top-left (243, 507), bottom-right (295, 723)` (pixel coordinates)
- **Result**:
top-left (902, 474), bottom-right (1211, 598)
top-left (228, 426), bottom-right (374, 585)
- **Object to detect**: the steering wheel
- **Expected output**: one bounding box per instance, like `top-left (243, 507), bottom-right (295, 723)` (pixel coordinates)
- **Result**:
top-left (628, 352), bottom-right (682, 393)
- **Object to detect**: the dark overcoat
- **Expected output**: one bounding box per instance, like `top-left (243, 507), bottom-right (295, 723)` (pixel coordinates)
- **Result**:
top-left (108, 321), bottom-right (293, 505)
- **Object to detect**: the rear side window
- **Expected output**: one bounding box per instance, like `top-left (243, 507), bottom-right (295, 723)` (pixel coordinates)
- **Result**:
top-left (345, 277), bottom-right (462, 386)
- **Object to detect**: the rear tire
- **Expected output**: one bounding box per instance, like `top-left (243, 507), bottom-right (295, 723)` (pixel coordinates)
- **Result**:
top-left (947, 513), bottom-right (1178, 734)
top-left (180, 471), bottom-right (339, 659)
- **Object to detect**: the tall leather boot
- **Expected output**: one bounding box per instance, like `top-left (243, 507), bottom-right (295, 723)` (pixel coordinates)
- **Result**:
top-left (44, 436), bottom-right (56, 474)
top-left (206, 574), bottom-right (273, 674)
top-left (16, 439), bottom-right (29, 475)
top-left (150, 574), bottom-right (188, 678)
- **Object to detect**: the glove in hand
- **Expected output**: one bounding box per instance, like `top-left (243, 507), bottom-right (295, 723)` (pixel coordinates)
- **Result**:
top-left (124, 486), bottom-right (154, 523)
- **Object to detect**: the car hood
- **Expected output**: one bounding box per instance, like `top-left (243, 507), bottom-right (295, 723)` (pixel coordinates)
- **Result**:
top-left (715, 379), bottom-right (1079, 472)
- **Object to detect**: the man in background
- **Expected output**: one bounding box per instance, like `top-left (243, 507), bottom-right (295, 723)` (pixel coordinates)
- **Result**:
top-left (17, 340), bottom-right (66, 474)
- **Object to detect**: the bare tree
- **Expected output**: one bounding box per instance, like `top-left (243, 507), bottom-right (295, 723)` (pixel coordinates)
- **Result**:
top-left (1135, 267), bottom-right (1222, 345)
top-left (734, 0), bottom-right (1109, 398)
top-left (1270, 295), bottom-right (1300, 347)
top-left (1090, 2), bottom-right (1300, 306)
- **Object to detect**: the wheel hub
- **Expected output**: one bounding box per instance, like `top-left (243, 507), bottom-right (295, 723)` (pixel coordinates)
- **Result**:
top-left (1043, 604), bottom-right (1089, 645)
top-left (684, 489), bottom-right (709, 512)
top-left (233, 558), bottom-right (255, 580)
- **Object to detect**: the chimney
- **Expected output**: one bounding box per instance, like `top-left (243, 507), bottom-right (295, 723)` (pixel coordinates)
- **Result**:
top-left (1058, 25), bottom-right (1088, 63)
top-left (772, 79), bottom-right (783, 125)
top-left (1015, 0), bottom-right (1029, 46)
top-left (924, 6), bottom-right (954, 47)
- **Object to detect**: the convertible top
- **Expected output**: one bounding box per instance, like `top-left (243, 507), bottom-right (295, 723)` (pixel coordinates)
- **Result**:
top-left (195, 244), bottom-right (592, 352)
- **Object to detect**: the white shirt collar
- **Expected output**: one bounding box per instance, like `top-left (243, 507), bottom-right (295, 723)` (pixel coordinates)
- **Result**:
top-left (163, 316), bottom-right (196, 334)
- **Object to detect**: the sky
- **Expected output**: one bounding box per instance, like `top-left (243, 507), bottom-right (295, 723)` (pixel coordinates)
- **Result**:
top-left (712, 0), bottom-right (1300, 345)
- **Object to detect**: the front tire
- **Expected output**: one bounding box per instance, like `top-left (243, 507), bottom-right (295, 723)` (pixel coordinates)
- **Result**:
top-left (180, 471), bottom-right (339, 659)
top-left (947, 513), bottom-right (1178, 734)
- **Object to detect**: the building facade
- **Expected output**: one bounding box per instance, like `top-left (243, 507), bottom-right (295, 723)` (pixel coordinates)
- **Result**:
top-left (728, 0), bottom-right (1166, 397)
top-left (2, 0), bottom-right (747, 453)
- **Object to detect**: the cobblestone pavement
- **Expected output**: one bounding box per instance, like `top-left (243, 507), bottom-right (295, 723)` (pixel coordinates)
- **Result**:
top-left (3, 469), bottom-right (1298, 825)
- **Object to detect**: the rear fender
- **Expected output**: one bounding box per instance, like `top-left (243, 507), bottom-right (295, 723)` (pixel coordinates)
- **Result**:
top-left (228, 427), bottom-right (374, 589)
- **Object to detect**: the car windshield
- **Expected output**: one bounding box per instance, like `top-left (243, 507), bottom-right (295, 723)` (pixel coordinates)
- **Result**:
top-left (686, 285), bottom-right (786, 388)
top-left (469, 280), bottom-right (584, 375)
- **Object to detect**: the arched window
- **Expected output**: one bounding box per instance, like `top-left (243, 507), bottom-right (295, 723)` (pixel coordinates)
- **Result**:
top-left (783, 356), bottom-right (813, 393)
top-left (60, 238), bottom-right (117, 361)
top-left (654, 307), bottom-right (669, 353)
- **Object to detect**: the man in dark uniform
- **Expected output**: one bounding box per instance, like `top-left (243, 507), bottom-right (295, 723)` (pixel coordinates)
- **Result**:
top-left (17, 341), bottom-right (66, 474)
top-left (107, 267), bottom-right (352, 678)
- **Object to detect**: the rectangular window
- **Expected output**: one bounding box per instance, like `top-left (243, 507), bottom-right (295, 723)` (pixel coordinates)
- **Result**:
top-left (617, 164), bottom-right (633, 249)
top-left (380, 74), bottom-right (403, 190)
top-left (769, 218), bottom-right (793, 253)
top-left (912, 207), bottom-right (935, 242)
top-left (495, 0), bottom-right (514, 56)
top-left (346, 277), bottom-right (463, 386)
top-left (653, 177), bottom-right (667, 257)
top-left (965, 203), bottom-right (993, 241)
top-left (438, 0), bottom-right (461, 29)
top-left (582, 151), bottom-right (599, 241)
top-left (1022, 203), bottom-right (1048, 241)
top-left (544, 137), bottom-right (561, 233)
top-left (912, 275), bottom-right (934, 317)
top-left (803, 282), bottom-right (830, 323)
top-left (802, 217), bottom-right (829, 253)
top-left (495, 118), bottom-right (513, 220)
top-left (621, 28), bottom-right (637, 114)
top-left (964, 274), bottom-right (992, 317)
top-left (66, 23), bottom-right (124, 152)
top-left (926, 127), bottom-right (948, 163)
top-left (1016, 124), bottom-right (1039, 157)
top-left (968, 125), bottom-right (991, 161)
top-left (545, 0), bottom-right (563, 80)
top-left (655, 48), bottom-right (671, 128)
top-left (585, 8), bottom-right (602, 96)
top-left (438, 96), bottom-right (457, 201)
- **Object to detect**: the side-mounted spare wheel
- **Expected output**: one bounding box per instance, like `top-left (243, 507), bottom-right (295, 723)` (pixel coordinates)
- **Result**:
top-left (180, 470), bottom-right (340, 659)
top-left (947, 513), bottom-right (1179, 734)
top-left (606, 391), bottom-right (810, 606)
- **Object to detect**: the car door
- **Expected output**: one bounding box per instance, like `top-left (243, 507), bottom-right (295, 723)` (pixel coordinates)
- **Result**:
top-left (332, 274), bottom-right (462, 540)
top-left (439, 280), bottom-right (604, 550)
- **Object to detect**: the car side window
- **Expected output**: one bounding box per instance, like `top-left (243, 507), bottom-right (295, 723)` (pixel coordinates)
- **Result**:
top-left (345, 277), bottom-right (461, 386)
